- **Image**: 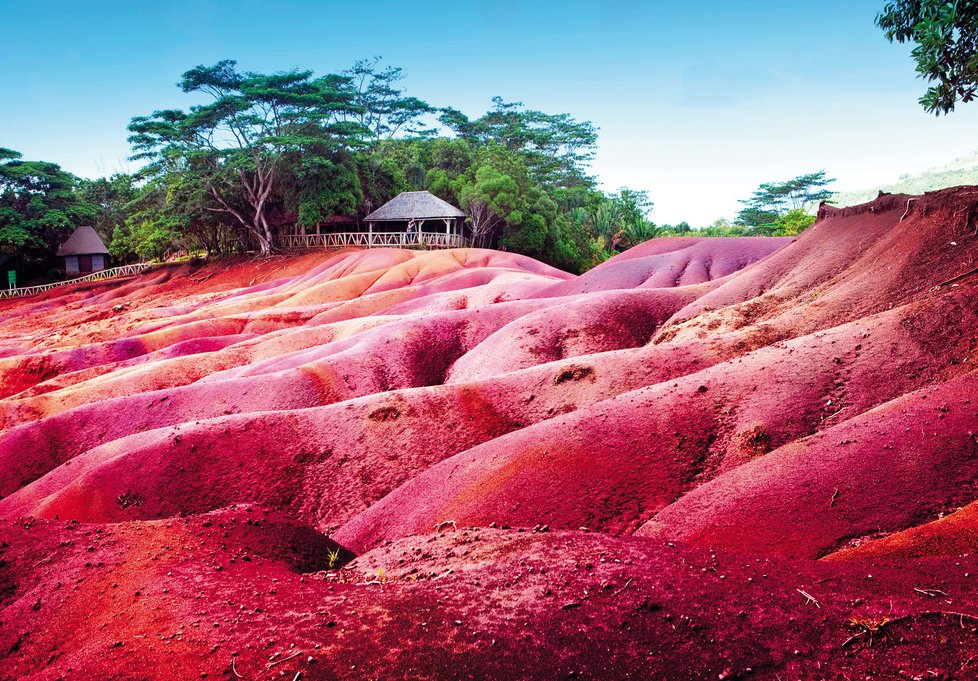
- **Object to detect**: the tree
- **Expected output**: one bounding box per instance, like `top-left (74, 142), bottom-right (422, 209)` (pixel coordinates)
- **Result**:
top-left (439, 97), bottom-right (598, 190)
top-left (356, 154), bottom-right (407, 214)
top-left (119, 58), bottom-right (641, 271)
top-left (574, 188), bottom-right (658, 253)
top-left (621, 217), bottom-right (660, 249)
top-left (614, 188), bottom-right (654, 225)
top-left (737, 171), bottom-right (834, 232)
top-left (128, 60), bottom-right (368, 255)
top-left (878, 1), bottom-right (978, 114)
top-left (280, 148), bottom-right (364, 228)
top-left (112, 168), bottom-right (242, 261)
top-left (344, 57), bottom-right (436, 139)
top-left (772, 208), bottom-right (817, 236)
top-left (0, 148), bottom-right (97, 275)
top-left (457, 165), bottom-right (519, 248)
top-left (78, 173), bottom-right (139, 244)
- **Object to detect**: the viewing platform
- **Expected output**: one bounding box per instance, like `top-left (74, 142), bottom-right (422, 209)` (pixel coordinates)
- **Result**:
top-left (274, 231), bottom-right (470, 251)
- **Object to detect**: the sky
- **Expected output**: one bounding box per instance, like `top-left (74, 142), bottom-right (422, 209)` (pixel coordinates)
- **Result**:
top-left (3, 0), bottom-right (978, 225)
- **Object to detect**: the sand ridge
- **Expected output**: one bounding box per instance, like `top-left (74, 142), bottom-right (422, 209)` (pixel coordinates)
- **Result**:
top-left (2, 189), bottom-right (978, 678)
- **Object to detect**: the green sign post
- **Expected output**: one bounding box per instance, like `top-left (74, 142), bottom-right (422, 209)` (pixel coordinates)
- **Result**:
top-left (6, 271), bottom-right (14, 290)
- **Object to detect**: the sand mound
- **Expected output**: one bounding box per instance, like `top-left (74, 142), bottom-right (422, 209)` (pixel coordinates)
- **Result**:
top-left (3, 188), bottom-right (978, 678)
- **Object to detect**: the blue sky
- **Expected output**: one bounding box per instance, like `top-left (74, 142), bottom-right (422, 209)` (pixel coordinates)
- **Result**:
top-left (3, 0), bottom-right (978, 224)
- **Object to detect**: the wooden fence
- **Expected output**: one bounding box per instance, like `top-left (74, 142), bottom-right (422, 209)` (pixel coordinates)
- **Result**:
top-left (0, 262), bottom-right (154, 300)
top-left (274, 231), bottom-right (469, 251)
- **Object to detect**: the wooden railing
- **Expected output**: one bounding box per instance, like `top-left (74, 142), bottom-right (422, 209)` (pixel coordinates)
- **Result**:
top-left (0, 262), bottom-right (155, 300)
top-left (274, 231), bottom-right (469, 251)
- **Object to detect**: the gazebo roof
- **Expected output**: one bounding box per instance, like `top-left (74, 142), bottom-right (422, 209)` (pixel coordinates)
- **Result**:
top-left (56, 226), bottom-right (109, 256)
top-left (364, 191), bottom-right (466, 222)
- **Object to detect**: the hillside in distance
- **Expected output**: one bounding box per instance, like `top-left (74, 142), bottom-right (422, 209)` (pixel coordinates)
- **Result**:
top-left (832, 148), bottom-right (978, 206)
top-left (2, 188), bottom-right (978, 678)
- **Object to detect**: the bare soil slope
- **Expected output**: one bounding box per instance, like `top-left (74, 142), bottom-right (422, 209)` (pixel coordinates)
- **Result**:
top-left (2, 190), bottom-right (978, 679)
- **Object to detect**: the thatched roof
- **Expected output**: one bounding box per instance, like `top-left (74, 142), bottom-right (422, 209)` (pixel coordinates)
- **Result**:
top-left (364, 191), bottom-right (466, 222)
top-left (56, 226), bottom-right (108, 256)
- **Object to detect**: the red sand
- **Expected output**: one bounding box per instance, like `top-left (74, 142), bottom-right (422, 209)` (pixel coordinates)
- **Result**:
top-left (3, 189), bottom-right (978, 678)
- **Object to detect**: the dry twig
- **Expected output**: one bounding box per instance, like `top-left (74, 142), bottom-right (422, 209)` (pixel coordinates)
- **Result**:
top-left (900, 198), bottom-right (917, 221)
top-left (797, 589), bottom-right (821, 608)
top-left (934, 266), bottom-right (978, 289)
top-left (914, 588), bottom-right (948, 598)
top-left (267, 651), bottom-right (302, 669)
top-left (613, 579), bottom-right (633, 596)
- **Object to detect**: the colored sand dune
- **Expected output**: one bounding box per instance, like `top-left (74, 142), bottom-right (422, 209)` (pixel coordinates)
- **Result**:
top-left (2, 190), bottom-right (978, 678)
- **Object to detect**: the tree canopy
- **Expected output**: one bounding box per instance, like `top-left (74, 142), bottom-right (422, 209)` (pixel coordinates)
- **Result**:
top-left (439, 97), bottom-right (598, 191)
top-left (128, 60), bottom-right (369, 254)
top-left (736, 171), bottom-right (834, 235)
top-left (345, 57), bottom-right (437, 139)
top-left (123, 60), bottom-right (617, 268)
top-left (5, 57), bottom-right (675, 280)
top-left (0, 148), bottom-right (97, 277)
top-left (878, 0), bottom-right (978, 114)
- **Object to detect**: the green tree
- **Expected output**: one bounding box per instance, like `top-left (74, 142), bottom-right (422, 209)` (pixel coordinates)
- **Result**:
top-left (356, 154), bottom-right (407, 215)
top-left (423, 138), bottom-right (475, 203)
top-left (369, 138), bottom-right (432, 190)
top-left (737, 171), bottom-right (834, 232)
top-left (0, 148), bottom-right (97, 275)
top-left (281, 149), bottom-right (364, 227)
top-left (878, 1), bottom-right (978, 114)
top-left (621, 218), bottom-right (660, 249)
top-left (128, 60), bottom-right (368, 255)
top-left (609, 188), bottom-right (657, 250)
top-left (614, 188), bottom-right (654, 224)
top-left (439, 97), bottom-right (598, 190)
top-left (344, 57), bottom-right (436, 139)
top-left (698, 218), bottom-right (746, 236)
top-left (457, 164), bottom-right (519, 248)
top-left (111, 175), bottom-right (193, 261)
top-left (590, 201), bottom-right (621, 252)
top-left (772, 207), bottom-right (817, 236)
top-left (78, 173), bottom-right (139, 244)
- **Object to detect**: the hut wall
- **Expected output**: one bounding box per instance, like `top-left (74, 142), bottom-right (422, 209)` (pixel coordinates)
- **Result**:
top-left (64, 256), bottom-right (79, 275)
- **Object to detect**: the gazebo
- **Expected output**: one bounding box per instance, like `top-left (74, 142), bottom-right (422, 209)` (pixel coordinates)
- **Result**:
top-left (56, 226), bottom-right (109, 275)
top-left (364, 191), bottom-right (467, 248)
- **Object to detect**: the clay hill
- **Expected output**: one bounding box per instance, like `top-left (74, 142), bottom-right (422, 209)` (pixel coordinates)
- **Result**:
top-left (2, 188), bottom-right (978, 679)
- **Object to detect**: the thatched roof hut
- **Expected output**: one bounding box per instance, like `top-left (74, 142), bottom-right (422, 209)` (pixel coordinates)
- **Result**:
top-left (363, 191), bottom-right (467, 245)
top-left (364, 191), bottom-right (466, 223)
top-left (56, 226), bottom-right (108, 274)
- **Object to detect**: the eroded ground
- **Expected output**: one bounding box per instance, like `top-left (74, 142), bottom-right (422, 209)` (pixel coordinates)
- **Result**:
top-left (2, 190), bottom-right (978, 679)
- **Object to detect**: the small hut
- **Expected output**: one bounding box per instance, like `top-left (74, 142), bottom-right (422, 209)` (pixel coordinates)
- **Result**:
top-left (364, 191), bottom-right (466, 243)
top-left (56, 226), bottom-right (109, 275)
